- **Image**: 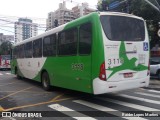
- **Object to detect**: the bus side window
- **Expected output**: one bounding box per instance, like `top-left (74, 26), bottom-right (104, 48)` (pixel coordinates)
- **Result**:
top-left (19, 44), bottom-right (25, 58)
top-left (33, 39), bottom-right (42, 58)
top-left (58, 28), bottom-right (78, 56)
top-left (79, 23), bottom-right (92, 55)
top-left (25, 42), bottom-right (33, 58)
top-left (43, 34), bottom-right (56, 57)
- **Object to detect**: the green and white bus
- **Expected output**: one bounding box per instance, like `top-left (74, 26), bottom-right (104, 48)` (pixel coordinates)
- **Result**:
top-left (11, 12), bottom-right (150, 94)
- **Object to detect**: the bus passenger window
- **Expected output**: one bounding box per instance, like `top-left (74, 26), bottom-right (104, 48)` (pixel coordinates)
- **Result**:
top-left (79, 23), bottom-right (92, 55)
top-left (19, 45), bottom-right (24, 58)
top-left (58, 28), bottom-right (78, 56)
top-left (43, 34), bottom-right (56, 57)
top-left (25, 42), bottom-right (32, 58)
top-left (33, 39), bottom-right (42, 58)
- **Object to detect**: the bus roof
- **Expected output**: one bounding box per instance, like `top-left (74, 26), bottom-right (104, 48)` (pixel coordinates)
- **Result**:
top-left (99, 12), bottom-right (144, 21)
top-left (14, 11), bottom-right (144, 47)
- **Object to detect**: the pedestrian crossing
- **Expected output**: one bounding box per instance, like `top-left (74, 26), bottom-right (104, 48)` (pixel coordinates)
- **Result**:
top-left (49, 104), bottom-right (97, 120)
top-left (0, 72), bottom-right (11, 76)
top-left (48, 89), bottom-right (160, 119)
top-left (134, 92), bottom-right (160, 98)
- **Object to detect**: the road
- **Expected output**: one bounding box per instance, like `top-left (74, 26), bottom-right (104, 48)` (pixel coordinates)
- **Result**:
top-left (0, 70), bottom-right (160, 120)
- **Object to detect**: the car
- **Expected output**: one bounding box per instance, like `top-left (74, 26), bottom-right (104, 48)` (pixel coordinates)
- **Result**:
top-left (150, 58), bottom-right (160, 79)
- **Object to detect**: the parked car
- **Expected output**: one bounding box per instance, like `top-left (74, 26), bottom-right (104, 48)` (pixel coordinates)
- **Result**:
top-left (150, 58), bottom-right (160, 79)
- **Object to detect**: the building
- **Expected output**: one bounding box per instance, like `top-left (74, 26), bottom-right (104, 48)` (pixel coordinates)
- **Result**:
top-left (72, 2), bottom-right (95, 18)
top-left (15, 18), bottom-right (38, 43)
top-left (0, 33), bottom-right (14, 45)
top-left (46, 2), bottom-right (76, 30)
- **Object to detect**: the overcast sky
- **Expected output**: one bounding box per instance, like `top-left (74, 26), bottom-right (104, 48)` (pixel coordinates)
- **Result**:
top-left (0, 0), bottom-right (98, 35)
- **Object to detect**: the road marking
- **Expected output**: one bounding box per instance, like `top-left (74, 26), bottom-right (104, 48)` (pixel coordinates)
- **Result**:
top-left (74, 100), bottom-right (148, 120)
top-left (0, 87), bottom-right (32, 101)
top-left (0, 106), bottom-right (4, 111)
top-left (49, 104), bottom-right (97, 120)
top-left (147, 89), bottom-right (160, 94)
top-left (4, 95), bottom-right (72, 111)
top-left (0, 81), bottom-right (19, 87)
top-left (51, 94), bottom-right (64, 101)
top-left (0, 73), bottom-right (3, 75)
top-left (97, 97), bottom-right (160, 114)
top-left (135, 92), bottom-right (160, 98)
top-left (118, 94), bottom-right (160, 105)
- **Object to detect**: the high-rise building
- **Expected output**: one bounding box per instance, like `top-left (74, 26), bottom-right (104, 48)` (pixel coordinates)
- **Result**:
top-left (14, 18), bottom-right (38, 43)
top-left (72, 2), bottom-right (95, 18)
top-left (46, 2), bottom-right (76, 31)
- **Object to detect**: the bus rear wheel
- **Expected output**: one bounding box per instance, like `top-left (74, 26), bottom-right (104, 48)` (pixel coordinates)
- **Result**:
top-left (42, 72), bottom-right (51, 91)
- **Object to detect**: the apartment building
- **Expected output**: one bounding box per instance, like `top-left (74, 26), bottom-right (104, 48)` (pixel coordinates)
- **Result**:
top-left (72, 2), bottom-right (95, 18)
top-left (46, 1), bottom-right (76, 30)
top-left (15, 18), bottom-right (38, 43)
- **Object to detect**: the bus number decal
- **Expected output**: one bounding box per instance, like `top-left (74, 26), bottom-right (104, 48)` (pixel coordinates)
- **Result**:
top-left (72, 63), bottom-right (84, 71)
top-left (108, 58), bottom-right (123, 66)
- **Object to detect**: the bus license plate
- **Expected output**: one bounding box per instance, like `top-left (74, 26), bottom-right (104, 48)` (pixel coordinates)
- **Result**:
top-left (124, 73), bottom-right (133, 78)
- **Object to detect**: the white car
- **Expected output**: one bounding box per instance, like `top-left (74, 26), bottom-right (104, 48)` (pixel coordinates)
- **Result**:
top-left (150, 58), bottom-right (160, 79)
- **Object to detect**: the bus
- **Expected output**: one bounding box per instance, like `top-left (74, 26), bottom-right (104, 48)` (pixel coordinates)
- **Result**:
top-left (0, 55), bottom-right (11, 70)
top-left (11, 12), bottom-right (150, 94)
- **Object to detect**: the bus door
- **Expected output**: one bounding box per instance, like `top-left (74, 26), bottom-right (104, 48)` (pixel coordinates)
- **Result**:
top-left (54, 24), bottom-right (92, 93)
top-left (74, 23), bottom-right (92, 93)
top-left (100, 15), bottom-right (149, 82)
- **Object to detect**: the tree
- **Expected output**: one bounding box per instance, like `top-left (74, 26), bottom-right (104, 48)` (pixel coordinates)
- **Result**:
top-left (0, 41), bottom-right (13, 55)
top-left (129, 0), bottom-right (160, 48)
top-left (97, 0), bottom-right (160, 48)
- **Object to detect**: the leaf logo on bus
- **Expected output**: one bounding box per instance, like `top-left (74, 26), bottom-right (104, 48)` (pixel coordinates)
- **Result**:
top-left (107, 41), bottom-right (148, 79)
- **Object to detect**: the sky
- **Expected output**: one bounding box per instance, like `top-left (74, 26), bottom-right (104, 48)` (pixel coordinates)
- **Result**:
top-left (0, 0), bottom-right (98, 35)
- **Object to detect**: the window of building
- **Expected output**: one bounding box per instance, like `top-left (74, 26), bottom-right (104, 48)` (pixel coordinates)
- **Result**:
top-left (25, 41), bottom-right (32, 58)
top-left (33, 39), bottom-right (42, 58)
top-left (79, 23), bottom-right (92, 55)
top-left (43, 34), bottom-right (56, 57)
top-left (58, 28), bottom-right (77, 56)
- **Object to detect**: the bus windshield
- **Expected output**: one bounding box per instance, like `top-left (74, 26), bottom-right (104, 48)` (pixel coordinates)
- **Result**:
top-left (100, 15), bottom-right (145, 41)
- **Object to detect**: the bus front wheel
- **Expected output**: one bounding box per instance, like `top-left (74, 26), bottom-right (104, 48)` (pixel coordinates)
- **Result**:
top-left (16, 67), bottom-right (21, 79)
top-left (42, 72), bottom-right (51, 91)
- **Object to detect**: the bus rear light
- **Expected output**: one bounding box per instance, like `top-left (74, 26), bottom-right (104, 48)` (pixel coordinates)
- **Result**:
top-left (99, 62), bottom-right (106, 81)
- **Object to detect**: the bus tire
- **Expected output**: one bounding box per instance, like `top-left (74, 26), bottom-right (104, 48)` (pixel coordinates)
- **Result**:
top-left (42, 72), bottom-right (51, 91)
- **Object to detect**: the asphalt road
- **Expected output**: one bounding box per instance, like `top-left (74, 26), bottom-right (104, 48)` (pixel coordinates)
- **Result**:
top-left (0, 70), bottom-right (160, 120)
